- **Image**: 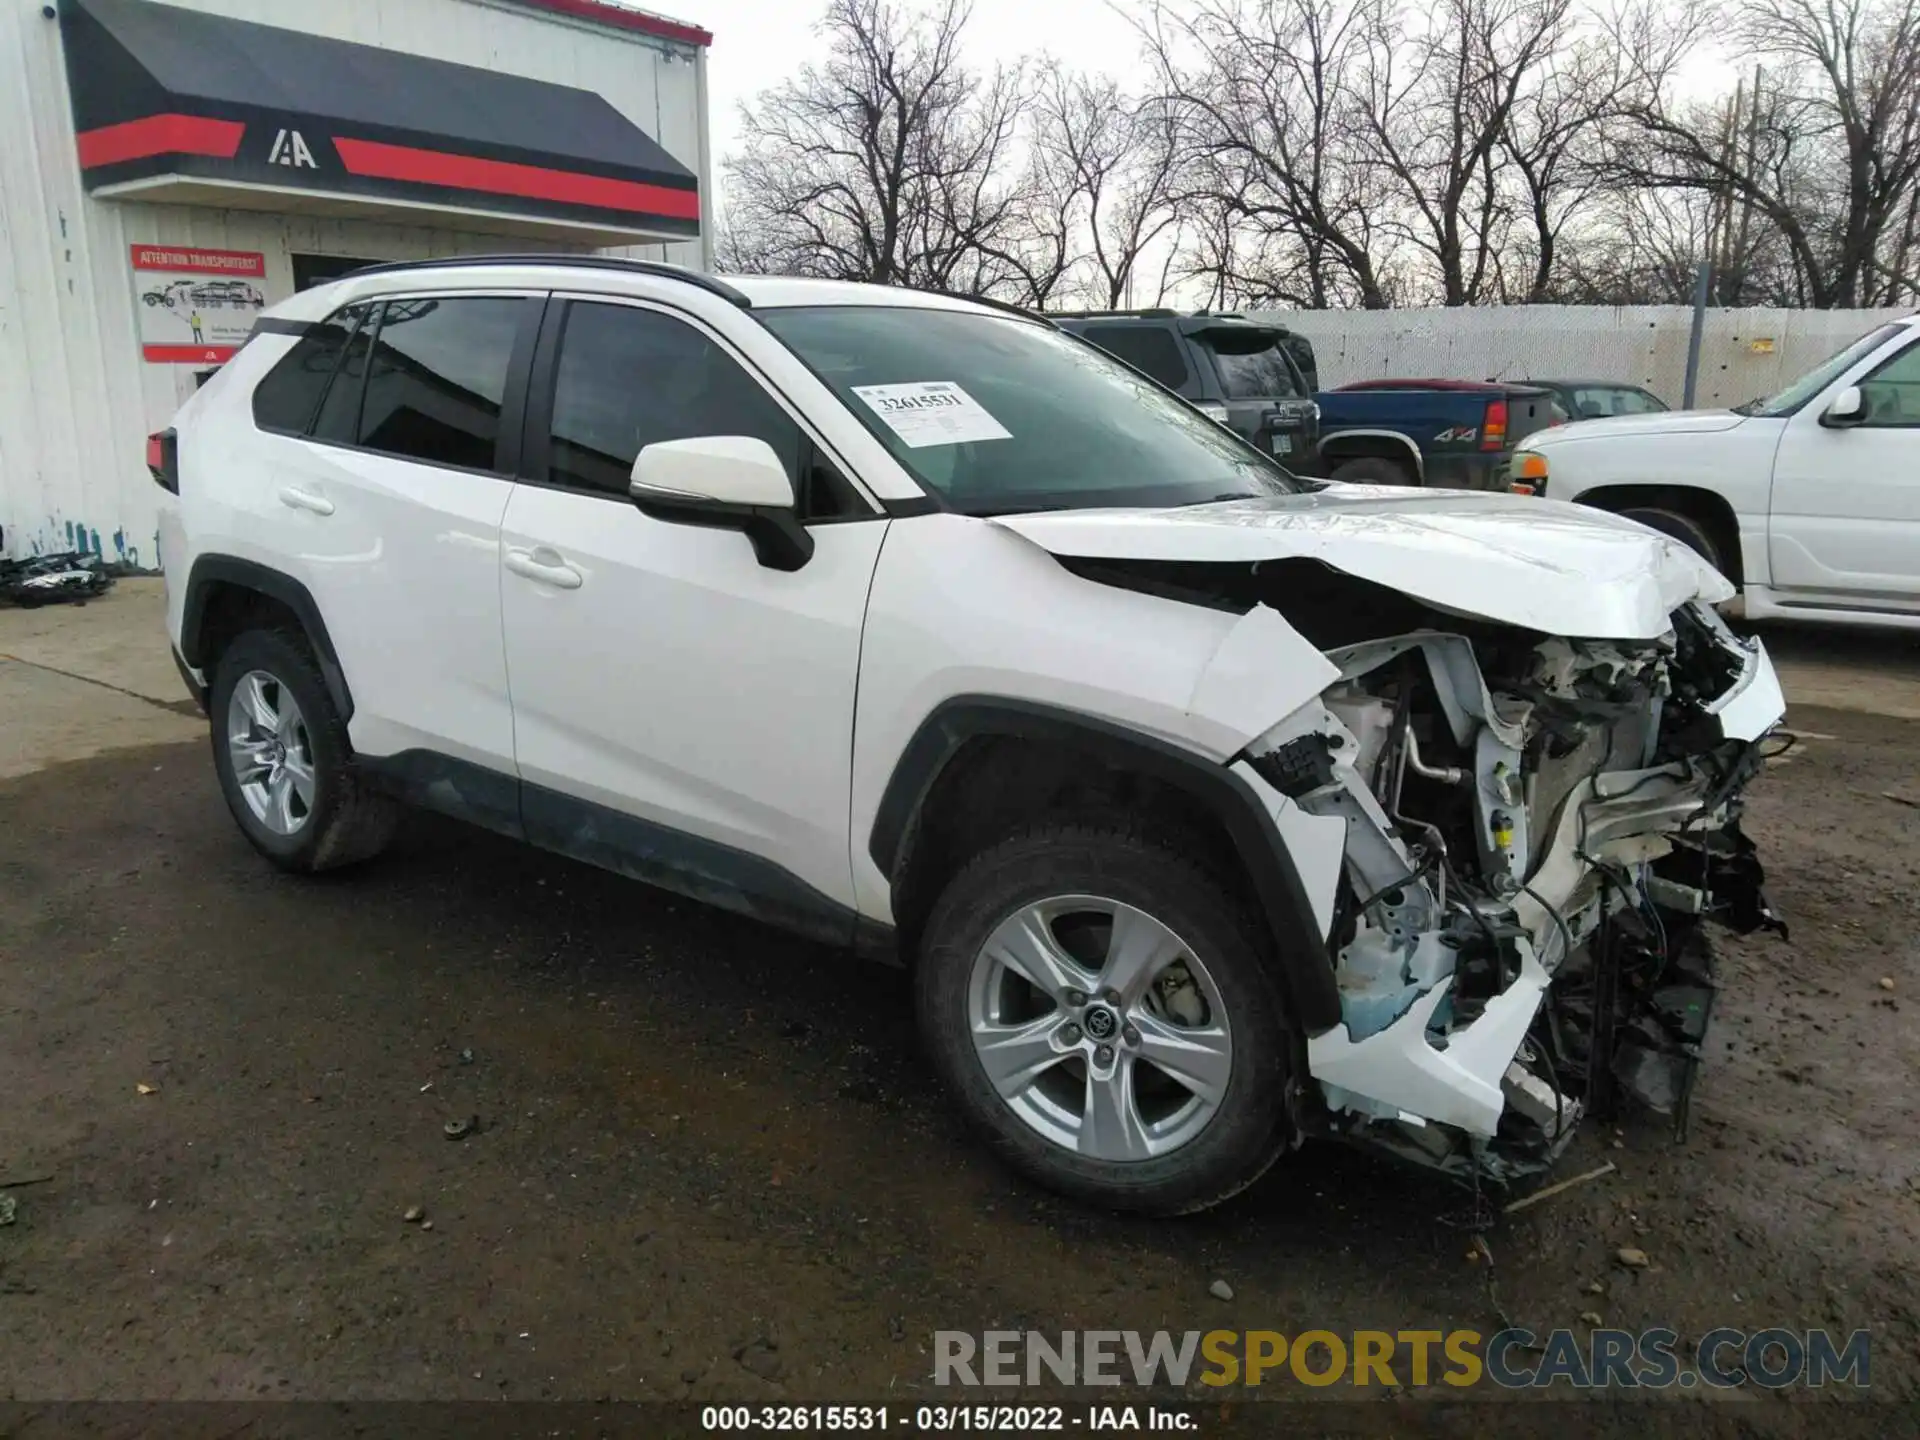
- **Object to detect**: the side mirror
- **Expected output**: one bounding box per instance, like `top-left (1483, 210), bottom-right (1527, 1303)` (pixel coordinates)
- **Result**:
top-left (628, 436), bottom-right (814, 572)
top-left (1821, 385), bottom-right (1867, 427)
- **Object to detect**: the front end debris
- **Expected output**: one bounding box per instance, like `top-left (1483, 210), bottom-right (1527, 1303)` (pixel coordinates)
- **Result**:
top-left (1247, 599), bottom-right (1786, 1184)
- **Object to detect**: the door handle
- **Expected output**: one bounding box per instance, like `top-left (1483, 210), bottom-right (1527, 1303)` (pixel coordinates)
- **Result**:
top-left (278, 486), bottom-right (334, 516)
top-left (505, 547), bottom-right (584, 590)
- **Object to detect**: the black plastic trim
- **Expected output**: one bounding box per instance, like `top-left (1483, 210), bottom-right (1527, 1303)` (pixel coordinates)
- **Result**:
top-left (179, 556), bottom-right (354, 721)
top-left (869, 696), bottom-right (1343, 1032)
top-left (629, 491), bottom-right (815, 571)
top-left (495, 294), bottom-right (550, 480)
top-left (880, 494), bottom-right (944, 518)
top-left (520, 780), bottom-right (865, 948)
top-left (250, 316), bottom-right (314, 338)
top-left (357, 750), bottom-right (525, 842)
top-left (170, 644), bottom-right (207, 714)
top-left (516, 294), bottom-right (568, 483)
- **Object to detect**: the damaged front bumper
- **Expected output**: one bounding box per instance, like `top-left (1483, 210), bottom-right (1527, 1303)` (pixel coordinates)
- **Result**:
top-left (1242, 601), bottom-right (1786, 1183)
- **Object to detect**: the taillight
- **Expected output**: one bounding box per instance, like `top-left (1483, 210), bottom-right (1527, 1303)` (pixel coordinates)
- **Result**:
top-left (147, 429), bottom-right (179, 493)
top-left (1481, 399), bottom-right (1508, 451)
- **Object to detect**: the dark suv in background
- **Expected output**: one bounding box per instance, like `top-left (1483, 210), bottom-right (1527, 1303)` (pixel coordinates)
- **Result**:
top-left (1054, 310), bottom-right (1322, 468)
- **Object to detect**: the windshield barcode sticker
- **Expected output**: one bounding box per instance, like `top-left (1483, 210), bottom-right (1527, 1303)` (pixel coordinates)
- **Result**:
top-left (852, 381), bottom-right (1012, 448)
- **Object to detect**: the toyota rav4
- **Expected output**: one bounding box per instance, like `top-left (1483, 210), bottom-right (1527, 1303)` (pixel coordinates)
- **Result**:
top-left (153, 257), bottom-right (1786, 1214)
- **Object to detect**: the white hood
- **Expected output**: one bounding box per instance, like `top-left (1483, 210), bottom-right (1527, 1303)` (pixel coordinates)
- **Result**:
top-left (992, 486), bottom-right (1734, 640)
top-left (1532, 409), bottom-right (1750, 444)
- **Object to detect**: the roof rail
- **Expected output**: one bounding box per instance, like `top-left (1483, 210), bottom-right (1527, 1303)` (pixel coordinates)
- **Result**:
top-left (340, 254), bottom-right (754, 308)
top-left (923, 289), bottom-right (1056, 326)
top-left (1046, 306), bottom-right (1183, 320)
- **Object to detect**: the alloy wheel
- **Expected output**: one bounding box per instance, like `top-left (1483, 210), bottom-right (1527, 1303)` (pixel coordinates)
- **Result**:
top-left (966, 895), bottom-right (1234, 1162)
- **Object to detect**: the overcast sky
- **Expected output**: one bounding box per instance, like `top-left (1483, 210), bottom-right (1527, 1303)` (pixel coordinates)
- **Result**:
top-left (690, 0), bottom-right (1207, 169)
top-left (673, 0), bottom-right (1739, 178)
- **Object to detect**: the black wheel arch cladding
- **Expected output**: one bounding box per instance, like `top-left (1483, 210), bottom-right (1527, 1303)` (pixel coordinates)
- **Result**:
top-left (180, 555), bottom-right (355, 722)
top-left (870, 696), bottom-right (1343, 1033)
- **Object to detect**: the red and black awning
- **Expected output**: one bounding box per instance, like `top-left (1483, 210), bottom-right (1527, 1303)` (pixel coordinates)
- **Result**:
top-left (61, 0), bottom-right (701, 242)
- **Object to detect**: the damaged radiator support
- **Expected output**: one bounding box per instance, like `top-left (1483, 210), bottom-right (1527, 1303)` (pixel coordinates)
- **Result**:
top-left (1245, 601), bottom-right (1786, 1187)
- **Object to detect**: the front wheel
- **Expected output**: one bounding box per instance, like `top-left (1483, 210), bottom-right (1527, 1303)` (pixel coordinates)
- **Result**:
top-left (915, 821), bottom-right (1297, 1215)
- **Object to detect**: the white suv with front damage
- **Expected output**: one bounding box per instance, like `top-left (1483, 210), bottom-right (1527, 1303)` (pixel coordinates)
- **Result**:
top-left (152, 258), bottom-right (1786, 1213)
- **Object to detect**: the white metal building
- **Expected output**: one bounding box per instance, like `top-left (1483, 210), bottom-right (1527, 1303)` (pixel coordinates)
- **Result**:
top-left (1, 0), bottom-right (712, 568)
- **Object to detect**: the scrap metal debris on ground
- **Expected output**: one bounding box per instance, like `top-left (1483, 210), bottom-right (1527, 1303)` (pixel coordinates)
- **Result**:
top-left (0, 553), bottom-right (114, 607)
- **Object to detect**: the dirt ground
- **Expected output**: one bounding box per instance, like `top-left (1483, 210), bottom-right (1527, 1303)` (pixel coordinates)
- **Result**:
top-left (2, 596), bottom-right (1918, 1434)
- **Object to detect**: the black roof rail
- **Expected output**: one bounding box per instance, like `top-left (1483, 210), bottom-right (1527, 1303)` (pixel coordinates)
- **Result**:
top-left (923, 289), bottom-right (1056, 326)
top-left (339, 254), bottom-right (754, 309)
top-left (1047, 306), bottom-right (1182, 320)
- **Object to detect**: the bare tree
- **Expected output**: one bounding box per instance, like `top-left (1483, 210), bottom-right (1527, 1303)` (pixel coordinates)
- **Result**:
top-left (721, 0), bottom-right (1030, 294)
top-left (1144, 0), bottom-right (1398, 308)
top-left (1497, 4), bottom-right (1693, 301)
top-left (1610, 0), bottom-right (1920, 308)
top-left (1346, 0), bottom-right (1577, 305)
top-left (1027, 73), bottom-right (1185, 308)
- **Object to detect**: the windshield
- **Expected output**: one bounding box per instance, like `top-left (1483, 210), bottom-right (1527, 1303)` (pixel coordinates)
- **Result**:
top-left (757, 306), bottom-right (1303, 515)
top-left (1741, 324), bottom-right (1905, 417)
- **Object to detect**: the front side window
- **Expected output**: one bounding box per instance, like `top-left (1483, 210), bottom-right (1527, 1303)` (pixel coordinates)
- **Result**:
top-left (1076, 324), bottom-right (1191, 390)
top-left (760, 306), bottom-right (1302, 515)
top-left (542, 301), bottom-right (862, 519)
top-left (1858, 341), bottom-right (1920, 426)
top-left (355, 296), bottom-right (525, 471)
top-left (1744, 324), bottom-right (1907, 418)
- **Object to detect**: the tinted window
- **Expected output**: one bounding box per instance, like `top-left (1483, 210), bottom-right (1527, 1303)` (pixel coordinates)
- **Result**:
top-left (356, 297), bottom-right (524, 470)
top-left (547, 302), bottom-right (865, 518)
top-left (760, 306), bottom-right (1302, 515)
top-left (1209, 344), bottom-right (1300, 400)
top-left (1860, 341), bottom-right (1920, 426)
top-left (252, 308), bottom-right (358, 433)
top-left (311, 303), bottom-right (375, 444)
top-left (1075, 324), bottom-right (1191, 390)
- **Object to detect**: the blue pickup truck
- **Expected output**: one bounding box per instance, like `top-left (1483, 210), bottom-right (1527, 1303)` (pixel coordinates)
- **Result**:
top-left (1311, 379), bottom-right (1562, 488)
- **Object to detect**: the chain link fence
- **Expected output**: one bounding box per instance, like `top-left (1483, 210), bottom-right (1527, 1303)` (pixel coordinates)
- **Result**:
top-left (1247, 305), bottom-right (1912, 407)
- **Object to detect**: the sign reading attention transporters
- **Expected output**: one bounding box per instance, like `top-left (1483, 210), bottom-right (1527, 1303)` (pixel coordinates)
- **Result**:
top-left (131, 245), bottom-right (267, 364)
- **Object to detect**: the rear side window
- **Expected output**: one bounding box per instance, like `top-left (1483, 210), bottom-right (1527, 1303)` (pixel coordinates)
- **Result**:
top-left (251, 309), bottom-right (359, 432)
top-left (355, 296), bottom-right (526, 471)
top-left (1209, 345), bottom-right (1301, 400)
top-left (1569, 386), bottom-right (1665, 418)
top-left (311, 303), bottom-right (376, 444)
top-left (1077, 324), bottom-right (1191, 390)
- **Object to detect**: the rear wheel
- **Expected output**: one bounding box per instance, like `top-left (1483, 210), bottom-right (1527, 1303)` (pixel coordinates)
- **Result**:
top-left (1618, 506), bottom-right (1727, 576)
top-left (1329, 455), bottom-right (1417, 486)
top-left (208, 628), bottom-right (397, 872)
top-left (915, 821), bottom-right (1296, 1215)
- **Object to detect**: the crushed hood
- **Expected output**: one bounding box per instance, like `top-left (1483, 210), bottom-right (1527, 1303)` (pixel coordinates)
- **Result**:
top-left (992, 486), bottom-right (1735, 640)
top-left (1531, 410), bottom-right (1751, 445)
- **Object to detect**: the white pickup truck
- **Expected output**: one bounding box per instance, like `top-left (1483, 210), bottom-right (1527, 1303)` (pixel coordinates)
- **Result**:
top-left (1510, 314), bottom-right (1920, 631)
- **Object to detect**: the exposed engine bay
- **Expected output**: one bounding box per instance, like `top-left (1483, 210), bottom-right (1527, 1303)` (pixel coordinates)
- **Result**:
top-left (1239, 596), bottom-right (1787, 1182)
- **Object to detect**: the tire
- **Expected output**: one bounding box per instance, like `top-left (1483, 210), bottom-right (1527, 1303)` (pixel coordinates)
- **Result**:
top-left (207, 627), bottom-right (397, 873)
top-left (1617, 506), bottom-right (1727, 576)
top-left (915, 820), bottom-right (1297, 1215)
top-left (1330, 455), bottom-right (1418, 486)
